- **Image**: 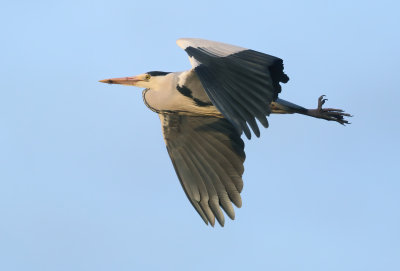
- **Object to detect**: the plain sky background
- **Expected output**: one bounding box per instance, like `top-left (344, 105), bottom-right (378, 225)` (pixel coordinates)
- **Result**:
top-left (1, 0), bottom-right (399, 270)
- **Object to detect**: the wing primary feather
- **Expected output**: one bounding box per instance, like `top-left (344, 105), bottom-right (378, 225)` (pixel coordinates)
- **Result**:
top-left (197, 133), bottom-right (244, 188)
top-left (175, 133), bottom-right (220, 225)
top-left (174, 145), bottom-right (216, 226)
top-left (199, 201), bottom-right (215, 227)
top-left (172, 146), bottom-right (203, 203)
top-left (167, 144), bottom-right (200, 201)
top-left (165, 146), bottom-right (208, 225)
top-left (184, 141), bottom-right (225, 226)
top-left (189, 130), bottom-right (243, 208)
top-left (180, 153), bottom-right (215, 226)
top-left (189, 117), bottom-right (241, 220)
top-left (186, 136), bottom-right (238, 224)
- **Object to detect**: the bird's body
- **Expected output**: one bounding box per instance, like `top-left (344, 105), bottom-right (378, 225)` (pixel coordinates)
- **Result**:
top-left (100, 38), bottom-right (351, 227)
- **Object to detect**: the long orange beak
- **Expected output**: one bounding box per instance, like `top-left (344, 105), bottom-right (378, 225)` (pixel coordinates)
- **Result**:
top-left (98, 76), bottom-right (141, 85)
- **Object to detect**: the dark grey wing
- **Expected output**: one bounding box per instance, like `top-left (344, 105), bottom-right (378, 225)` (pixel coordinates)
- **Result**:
top-left (159, 113), bottom-right (245, 227)
top-left (177, 38), bottom-right (289, 139)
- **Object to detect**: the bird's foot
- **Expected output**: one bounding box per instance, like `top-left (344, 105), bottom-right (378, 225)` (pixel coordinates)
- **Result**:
top-left (307, 95), bottom-right (352, 125)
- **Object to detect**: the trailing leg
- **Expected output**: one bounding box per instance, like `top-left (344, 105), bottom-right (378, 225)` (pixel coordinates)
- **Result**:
top-left (271, 96), bottom-right (351, 125)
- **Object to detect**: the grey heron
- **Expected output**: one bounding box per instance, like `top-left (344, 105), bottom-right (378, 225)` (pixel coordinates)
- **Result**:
top-left (99, 38), bottom-right (351, 227)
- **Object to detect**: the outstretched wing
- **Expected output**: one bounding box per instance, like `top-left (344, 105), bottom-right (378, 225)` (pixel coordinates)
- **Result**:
top-left (159, 113), bottom-right (245, 227)
top-left (177, 38), bottom-right (289, 139)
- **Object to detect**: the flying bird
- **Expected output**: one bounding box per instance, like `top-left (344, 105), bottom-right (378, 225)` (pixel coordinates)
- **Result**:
top-left (99, 38), bottom-right (351, 227)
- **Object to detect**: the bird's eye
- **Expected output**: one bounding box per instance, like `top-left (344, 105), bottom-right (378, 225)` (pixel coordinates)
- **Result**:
top-left (145, 74), bottom-right (151, 80)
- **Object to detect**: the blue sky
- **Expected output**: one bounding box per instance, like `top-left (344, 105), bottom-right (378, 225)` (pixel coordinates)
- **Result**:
top-left (1, 0), bottom-right (399, 270)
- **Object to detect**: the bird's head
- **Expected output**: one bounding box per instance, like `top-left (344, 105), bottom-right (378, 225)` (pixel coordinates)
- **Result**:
top-left (99, 71), bottom-right (171, 89)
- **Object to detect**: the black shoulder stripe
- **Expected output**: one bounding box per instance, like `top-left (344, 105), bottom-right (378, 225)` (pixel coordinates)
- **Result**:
top-left (177, 85), bottom-right (192, 98)
top-left (177, 85), bottom-right (213, 107)
top-left (194, 98), bottom-right (213, 107)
